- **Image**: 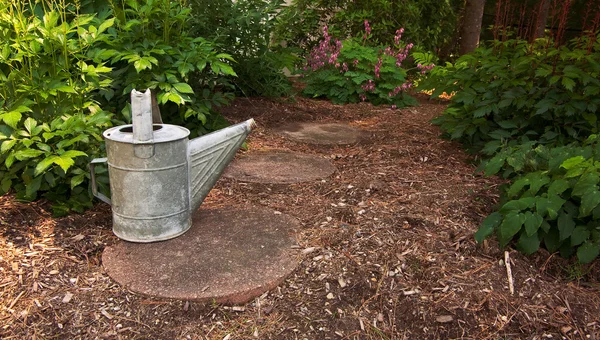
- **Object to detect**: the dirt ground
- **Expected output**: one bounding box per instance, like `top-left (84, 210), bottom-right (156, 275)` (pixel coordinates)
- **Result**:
top-left (2, 94), bottom-right (600, 339)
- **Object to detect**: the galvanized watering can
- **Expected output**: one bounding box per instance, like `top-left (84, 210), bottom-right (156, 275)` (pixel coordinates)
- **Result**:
top-left (90, 89), bottom-right (254, 242)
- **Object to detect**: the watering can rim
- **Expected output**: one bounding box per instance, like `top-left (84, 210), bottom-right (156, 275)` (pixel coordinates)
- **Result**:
top-left (103, 123), bottom-right (190, 144)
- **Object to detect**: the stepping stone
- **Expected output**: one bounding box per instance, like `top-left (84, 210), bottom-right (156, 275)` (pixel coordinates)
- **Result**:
top-left (276, 122), bottom-right (362, 145)
top-left (102, 207), bottom-right (299, 304)
top-left (223, 151), bottom-right (336, 184)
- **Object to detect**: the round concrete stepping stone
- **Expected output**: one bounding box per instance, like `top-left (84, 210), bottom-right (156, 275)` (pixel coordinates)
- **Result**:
top-left (276, 122), bottom-right (362, 145)
top-left (102, 207), bottom-right (299, 304)
top-left (223, 151), bottom-right (336, 184)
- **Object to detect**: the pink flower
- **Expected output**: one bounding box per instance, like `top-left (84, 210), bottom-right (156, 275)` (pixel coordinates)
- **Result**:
top-left (394, 28), bottom-right (404, 45)
top-left (374, 57), bottom-right (382, 78)
top-left (391, 104), bottom-right (397, 110)
top-left (361, 79), bottom-right (376, 92)
top-left (364, 20), bottom-right (371, 36)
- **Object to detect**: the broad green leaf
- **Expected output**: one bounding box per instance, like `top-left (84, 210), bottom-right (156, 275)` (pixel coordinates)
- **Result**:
top-left (540, 220), bottom-right (551, 233)
top-left (561, 77), bottom-right (575, 91)
top-left (24, 118), bottom-right (37, 134)
top-left (516, 232), bottom-right (540, 255)
top-left (1, 177), bottom-right (11, 193)
top-left (498, 98), bottom-right (513, 108)
top-left (557, 210), bottom-right (576, 241)
top-left (35, 155), bottom-right (59, 175)
top-left (2, 111), bottom-right (22, 129)
top-left (56, 85), bottom-right (77, 93)
top-left (44, 172), bottom-right (56, 187)
top-left (484, 155), bottom-right (505, 176)
top-left (572, 173), bottom-right (599, 197)
top-left (168, 92), bottom-right (185, 105)
top-left (548, 179), bottom-right (570, 196)
top-left (134, 58), bottom-right (152, 72)
top-left (580, 190), bottom-right (600, 217)
top-left (70, 173), bottom-right (85, 189)
top-left (61, 150), bottom-right (87, 158)
top-left (472, 106), bottom-right (490, 118)
top-left (1, 139), bottom-right (17, 152)
top-left (0, 125), bottom-right (11, 140)
top-left (54, 155), bottom-right (75, 172)
top-left (535, 67), bottom-right (552, 77)
top-left (498, 212), bottom-right (525, 242)
top-left (536, 195), bottom-right (566, 219)
top-left (543, 227), bottom-right (561, 253)
top-left (14, 149), bottom-right (44, 160)
top-left (36, 143), bottom-right (51, 152)
top-left (528, 175), bottom-right (550, 196)
top-left (474, 212), bottom-right (502, 243)
top-left (506, 154), bottom-right (526, 171)
top-left (577, 241), bottom-right (600, 263)
top-left (25, 175), bottom-right (43, 198)
top-left (481, 140), bottom-right (502, 155)
top-left (173, 83), bottom-right (194, 94)
top-left (561, 156), bottom-right (585, 170)
top-left (524, 212), bottom-right (543, 236)
top-left (500, 197), bottom-right (536, 213)
top-left (5, 153), bottom-right (15, 168)
top-left (507, 177), bottom-right (529, 197)
top-left (97, 17), bottom-right (115, 34)
top-left (496, 120), bottom-right (518, 129)
top-left (571, 226), bottom-right (590, 246)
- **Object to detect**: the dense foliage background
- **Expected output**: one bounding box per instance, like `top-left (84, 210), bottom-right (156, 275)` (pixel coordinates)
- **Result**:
top-left (274, 0), bottom-right (463, 61)
top-left (424, 33), bottom-right (600, 262)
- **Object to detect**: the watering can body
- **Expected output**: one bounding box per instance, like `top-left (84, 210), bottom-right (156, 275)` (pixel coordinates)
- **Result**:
top-left (91, 89), bottom-right (254, 242)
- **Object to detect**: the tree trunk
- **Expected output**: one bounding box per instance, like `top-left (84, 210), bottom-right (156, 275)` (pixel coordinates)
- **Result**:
top-left (459, 0), bottom-right (486, 55)
top-left (534, 0), bottom-right (551, 39)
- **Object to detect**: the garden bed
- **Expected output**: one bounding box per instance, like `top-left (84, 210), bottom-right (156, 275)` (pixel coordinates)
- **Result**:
top-left (1, 96), bottom-right (599, 339)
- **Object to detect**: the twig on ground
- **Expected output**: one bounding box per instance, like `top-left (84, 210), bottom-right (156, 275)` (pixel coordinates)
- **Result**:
top-left (504, 251), bottom-right (514, 295)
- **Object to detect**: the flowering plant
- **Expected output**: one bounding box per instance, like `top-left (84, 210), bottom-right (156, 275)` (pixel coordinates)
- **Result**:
top-left (301, 21), bottom-right (432, 107)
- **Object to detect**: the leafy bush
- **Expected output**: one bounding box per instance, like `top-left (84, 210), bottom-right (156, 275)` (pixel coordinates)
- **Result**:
top-left (0, 0), bottom-right (237, 213)
top-left (274, 0), bottom-right (462, 59)
top-left (475, 137), bottom-right (600, 263)
top-left (105, 0), bottom-right (237, 136)
top-left (301, 23), bottom-right (425, 107)
top-left (426, 33), bottom-right (600, 262)
top-left (0, 2), bottom-right (115, 212)
top-left (428, 37), bottom-right (600, 154)
top-left (187, 0), bottom-right (296, 97)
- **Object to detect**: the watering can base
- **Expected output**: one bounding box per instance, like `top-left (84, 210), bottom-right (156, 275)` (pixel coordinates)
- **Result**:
top-left (112, 215), bottom-right (192, 243)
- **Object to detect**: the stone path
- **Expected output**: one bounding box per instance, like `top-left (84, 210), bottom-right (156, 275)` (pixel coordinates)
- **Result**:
top-left (276, 122), bottom-right (362, 145)
top-left (102, 121), bottom-right (358, 303)
top-left (103, 207), bottom-right (299, 304)
top-left (223, 151), bottom-right (336, 183)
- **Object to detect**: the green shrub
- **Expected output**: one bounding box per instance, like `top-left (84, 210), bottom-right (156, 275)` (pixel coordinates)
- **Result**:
top-left (428, 37), bottom-right (600, 155)
top-left (187, 0), bottom-right (296, 97)
top-left (475, 137), bottom-right (600, 263)
top-left (0, 2), bottom-right (115, 212)
top-left (0, 0), bottom-right (237, 213)
top-left (427, 33), bottom-right (600, 262)
top-left (301, 23), bottom-right (424, 107)
top-left (105, 0), bottom-right (237, 136)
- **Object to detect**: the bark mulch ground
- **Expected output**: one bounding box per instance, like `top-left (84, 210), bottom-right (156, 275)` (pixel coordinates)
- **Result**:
top-left (1, 95), bottom-right (600, 339)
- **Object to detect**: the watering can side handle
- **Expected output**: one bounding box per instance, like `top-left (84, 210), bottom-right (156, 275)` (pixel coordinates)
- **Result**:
top-left (90, 158), bottom-right (111, 205)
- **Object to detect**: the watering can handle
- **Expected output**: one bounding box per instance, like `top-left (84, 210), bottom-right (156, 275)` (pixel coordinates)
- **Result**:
top-left (90, 158), bottom-right (111, 205)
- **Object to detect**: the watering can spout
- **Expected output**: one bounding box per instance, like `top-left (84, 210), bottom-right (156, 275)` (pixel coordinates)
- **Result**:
top-left (188, 118), bottom-right (255, 212)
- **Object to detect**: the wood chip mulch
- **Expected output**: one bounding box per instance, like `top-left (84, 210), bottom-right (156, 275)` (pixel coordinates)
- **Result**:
top-left (2, 95), bottom-right (600, 339)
